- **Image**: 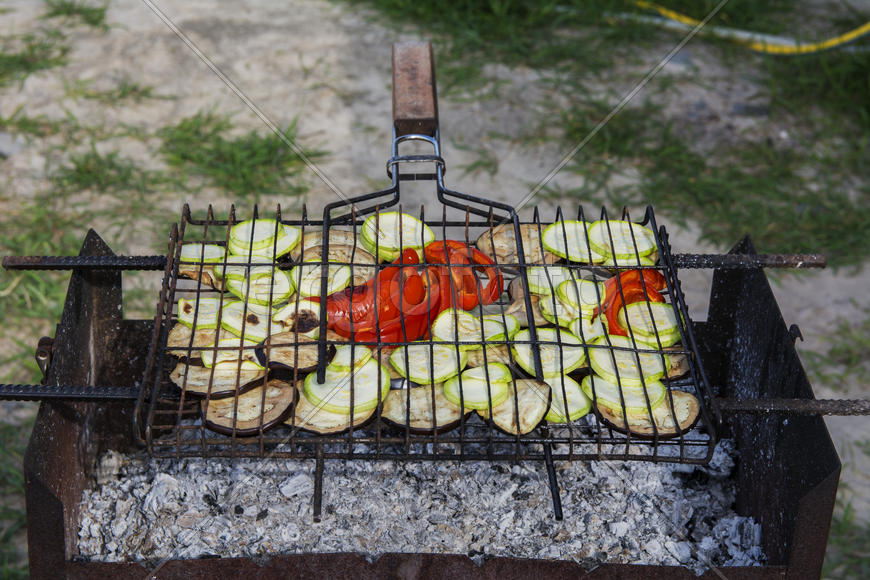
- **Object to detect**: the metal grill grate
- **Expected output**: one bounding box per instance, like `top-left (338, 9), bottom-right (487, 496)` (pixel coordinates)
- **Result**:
top-left (135, 198), bottom-right (720, 465)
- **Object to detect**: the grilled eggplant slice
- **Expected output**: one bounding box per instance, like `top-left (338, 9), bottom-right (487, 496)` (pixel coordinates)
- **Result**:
top-left (288, 384), bottom-right (375, 434)
top-left (597, 390), bottom-right (700, 438)
top-left (202, 379), bottom-right (296, 436)
top-left (665, 349), bottom-right (690, 379)
top-left (255, 331), bottom-right (333, 372)
top-left (382, 383), bottom-right (467, 432)
top-left (475, 223), bottom-right (560, 268)
top-left (374, 346), bottom-right (404, 380)
top-left (301, 244), bottom-right (377, 285)
top-left (465, 344), bottom-right (513, 367)
top-left (166, 324), bottom-right (221, 357)
top-left (289, 229), bottom-right (361, 260)
top-left (169, 361), bottom-right (265, 398)
top-left (178, 265), bottom-right (223, 291)
top-left (272, 298), bottom-right (321, 339)
top-left (479, 379), bottom-right (550, 435)
top-left (201, 334), bottom-right (263, 369)
top-left (504, 294), bottom-right (548, 328)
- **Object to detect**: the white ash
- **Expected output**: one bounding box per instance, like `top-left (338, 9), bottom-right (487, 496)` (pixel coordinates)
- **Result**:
top-left (77, 440), bottom-right (764, 574)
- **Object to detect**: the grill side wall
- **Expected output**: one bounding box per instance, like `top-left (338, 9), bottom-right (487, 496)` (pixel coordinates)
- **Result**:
top-left (703, 236), bottom-right (840, 577)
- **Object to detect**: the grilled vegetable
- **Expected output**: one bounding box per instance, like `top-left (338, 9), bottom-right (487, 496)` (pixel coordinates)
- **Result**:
top-left (177, 265), bottom-right (222, 291)
top-left (665, 348), bottom-right (690, 379)
top-left (180, 243), bottom-right (225, 263)
top-left (587, 220), bottom-right (656, 260)
top-left (443, 363), bottom-right (512, 411)
top-left (618, 302), bottom-right (681, 348)
top-left (289, 229), bottom-right (361, 260)
top-left (360, 211), bottom-right (434, 262)
top-left (201, 334), bottom-right (264, 369)
top-left (329, 344), bottom-right (373, 371)
top-left (374, 346), bottom-right (404, 380)
top-left (544, 375), bottom-right (591, 423)
top-left (221, 302), bottom-right (276, 342)
top-left (289, 384), bottom-right (375, 434)
top-left (166, 323), bottom-right (221, 355)
top-left (596, 390), bottom-right (700, 438)
top-left (230, 219), bottom-right (300, 252)
top-left (272, 298), bottom-right (321, 339)
top-left (475, 223), bottom-right (560, 267)
top-left (580, 374), bottom-right (666, 413)
top-left (511, 328), bottom-right (586, 378)
top-left (389, 343), bottom-right (468, 385)
top-left (587, 335), bottom-right (668, 387)
top-left (213, 255), bottom-right (273, 280)
top-left (303, 359), bottom-right (390, 415)
top-left (169, 361), bottom-right (265, 398)
top-left (381, 384), bottom-right (467, 432)
top-left (326, 248), bottom-right (441, 343)
top-left (301, 244), bottom-right (377, 285)
top-left (504, 294), bottom-right (547, 328)
top-left (481, 314), bottom-right (520, 340)
top-left (556, 278), bottom-right (605, 318)
top-left (430, 308), bottom-right (483, 350)
top-left (228, 232), bottom-right (298, 259)
top-left (424, 240), bottom-right (503, 310)
top-left (225, 268), bottom-right (294, 306)
top-left (465, 344), bottom-right (513, 367)
top-left (525, 265), bottom-right (576, 296)
top-left (541, 220), bottom-right (605, 263)
top-left (202, 379), bottom-right (296, 436)
top-left (255, 331), bottom-right (331, 372)
top-left (479, 379), bottom-right (550, 435)
top-left (570, 315), bottom-right (606, 344)
top-left (598, 269), bottom-right (667, 336)
top-left (538, 293), bottom-right (580, 328)
top-left (289, 262), bottom-right (352, 298)
top-left (177, 296), bottom-right (225, 329)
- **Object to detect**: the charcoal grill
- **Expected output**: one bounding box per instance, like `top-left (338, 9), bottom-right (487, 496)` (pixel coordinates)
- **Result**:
top-left (2, 42), bottom-right (868, 578)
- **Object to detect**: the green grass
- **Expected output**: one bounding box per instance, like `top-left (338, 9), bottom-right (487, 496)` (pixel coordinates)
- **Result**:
top-left (804, 303), bottom-right (870, 392)
top-left (0, 200), bottom-right (83, 383)
top-left (0, 29), bottom-right (68, 88)
top-left (157, 112), bottom-right (314, 199)
top-left (355, 1), bottom-right (803, 94)
top-left (551, 95), bottom-right (870, 268)
top-left (51, 145), bottom-right (169, 195)
top-left (0, 108), bottom-right (67, 138)
top-left (824, 489), bottom-right (870, 579)
top-left (65, 77), bottom-right (165, 105)
top-left (0, 418), bottom-right (32, 578)
top-left (765, 51), bottom-right (870, 130)
top-left (42, 0), bottom-right (109, 30)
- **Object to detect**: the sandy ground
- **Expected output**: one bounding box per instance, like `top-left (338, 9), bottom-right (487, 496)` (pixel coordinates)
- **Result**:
top-left (1, 0), bottom-right (868, 563)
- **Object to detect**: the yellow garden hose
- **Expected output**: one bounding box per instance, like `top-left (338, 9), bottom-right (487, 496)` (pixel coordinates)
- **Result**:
top-left (630, 0), bottom-right (870, 55)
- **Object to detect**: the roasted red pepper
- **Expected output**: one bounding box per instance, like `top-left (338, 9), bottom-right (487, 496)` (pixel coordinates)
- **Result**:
top-left (424, 240), bottom-right (503, 310)
top-left (604, 284), bottom-right (665, 336)
top-left (325, 249), bottom-right (441, 342)
top-left (597, 269), bottom-right (667, 335)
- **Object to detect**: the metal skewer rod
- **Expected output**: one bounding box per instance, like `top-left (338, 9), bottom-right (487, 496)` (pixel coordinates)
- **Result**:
top-left (717, 398), bottom-right (870, 415)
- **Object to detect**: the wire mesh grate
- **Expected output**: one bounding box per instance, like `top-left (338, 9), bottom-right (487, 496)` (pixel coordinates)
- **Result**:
top-left (136, 200), bottom-right (720, 465)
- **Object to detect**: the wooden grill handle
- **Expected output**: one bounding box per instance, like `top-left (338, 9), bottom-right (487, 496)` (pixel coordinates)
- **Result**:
top-left (392, 41), bottom-right (439, 137)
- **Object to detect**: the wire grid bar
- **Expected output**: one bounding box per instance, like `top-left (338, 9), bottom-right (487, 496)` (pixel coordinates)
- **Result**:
top-left (137, 203), bottom-right (719, 464)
